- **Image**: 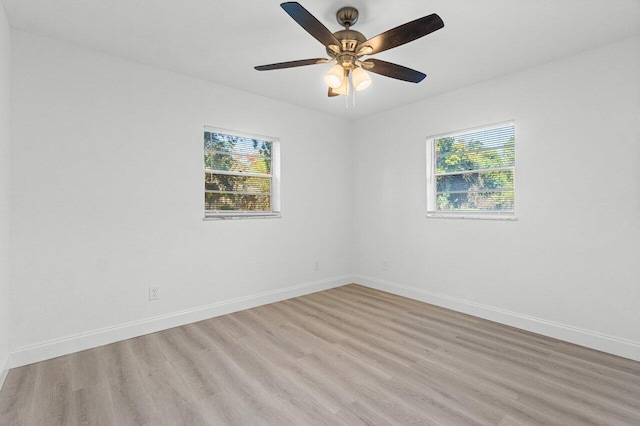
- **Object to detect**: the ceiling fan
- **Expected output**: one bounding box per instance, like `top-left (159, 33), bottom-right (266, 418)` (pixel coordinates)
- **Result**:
top-left (255, 2), bottom-right (444, 97)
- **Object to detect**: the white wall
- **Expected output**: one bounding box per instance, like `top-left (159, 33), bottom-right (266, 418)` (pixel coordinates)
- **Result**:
top-left (352, 36), bottom-right (640, 360)
top-left (0, 1), bottom-right (11, 383)
top-left (6, 29), bottom-right (640, 367)
top-left (9, 31), bottom-right (353, 366)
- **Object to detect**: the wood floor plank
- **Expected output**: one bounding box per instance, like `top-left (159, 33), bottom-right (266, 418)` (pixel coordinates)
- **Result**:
top-left (335, 400), bottom-right (396, 426)
top-left (238, 330), bottom-right (354, 415)
top-left (334, 338), bottom-right (505, 425)
top-left (424, 345), bottom-right (625, 425)
top-left (69, 382), bottom-right (117, 426)
top-left (0, 364), bottom-right (37, 425)
top-left (1, 284), bottom-right (639, 425)
top-left (195, 319), bottom-right (332, 425)
top-left (295, 350), bottom-right (434, 425)
top-left (295, 296), bottom-right (436, 363)
top-left (313, 291), bottom-right (453, 350)
top-left (23, 356), bottom-right (73, 425)
top-left (101, 342), bottom-right (163, 426)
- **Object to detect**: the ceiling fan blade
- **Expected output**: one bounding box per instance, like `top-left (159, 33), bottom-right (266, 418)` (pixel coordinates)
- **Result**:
top-left (281, 2), bottom-right (341, 49)
top-left (362, 59), bottom-right (426, 83)
top-left (328, 87), bottom-right (340, 97)
top-left (358, 14), bottom-right (444, 56)
top-left (254, 58), bottom-right (329, 71)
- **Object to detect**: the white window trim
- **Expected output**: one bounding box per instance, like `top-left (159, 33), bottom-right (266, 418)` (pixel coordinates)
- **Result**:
top-left (203, 126), bottom-right (281, 220)
top-left (426, 120), bottom-right (517, 221)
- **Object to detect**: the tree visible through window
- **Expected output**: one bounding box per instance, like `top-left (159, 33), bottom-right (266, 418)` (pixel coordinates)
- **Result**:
top-left (427, 122), bottom-right (515, 218)
top-left (204, 128), bottom-right (280, 218)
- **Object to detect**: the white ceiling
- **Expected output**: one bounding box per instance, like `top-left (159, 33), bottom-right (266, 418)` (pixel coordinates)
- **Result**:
top-left (3, 0), bottom-right (640, 119)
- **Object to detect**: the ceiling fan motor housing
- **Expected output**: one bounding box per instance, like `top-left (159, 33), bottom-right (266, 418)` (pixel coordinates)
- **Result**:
top-left (326, 29), bottom-right (366, 68)
top-left (324, 6), bottom-right (366, 69)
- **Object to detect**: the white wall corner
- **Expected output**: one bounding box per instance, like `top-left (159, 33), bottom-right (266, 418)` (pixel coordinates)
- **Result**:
top-left (9, 275), bottom-right (353, 368)
top-left (354, 275), bottom-right (640, 362)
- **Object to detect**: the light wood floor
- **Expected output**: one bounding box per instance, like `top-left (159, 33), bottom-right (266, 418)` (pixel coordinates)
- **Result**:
top-left (1, 284), bottom-right (640, 425)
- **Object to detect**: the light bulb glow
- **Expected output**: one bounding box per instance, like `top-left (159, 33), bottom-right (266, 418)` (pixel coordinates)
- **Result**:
top-left (324, 64), bottom-right (344, 88)
top-left (352, 67), bottom-right (372, 91)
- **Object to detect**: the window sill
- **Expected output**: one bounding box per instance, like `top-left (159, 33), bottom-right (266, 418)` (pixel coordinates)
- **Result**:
top-left (203, 213), bottom-right (282, 221)
top-left (426, 213), bottom-right (517, 221)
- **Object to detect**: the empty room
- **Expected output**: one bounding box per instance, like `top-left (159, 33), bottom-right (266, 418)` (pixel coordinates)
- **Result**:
top-left (0, 0), bottom-right (639, 424)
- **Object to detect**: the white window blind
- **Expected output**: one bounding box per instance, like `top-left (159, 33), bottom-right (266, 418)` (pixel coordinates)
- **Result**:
top-left (426, 121), bottom-right (515, 219)
top-left (204, 127), bottom-right (280, 218)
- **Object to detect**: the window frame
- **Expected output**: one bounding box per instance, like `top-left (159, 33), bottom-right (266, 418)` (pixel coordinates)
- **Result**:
top-left (203, 126), bottom-right (281, 220)
top-left (426, 120), bottom-right (516, 221)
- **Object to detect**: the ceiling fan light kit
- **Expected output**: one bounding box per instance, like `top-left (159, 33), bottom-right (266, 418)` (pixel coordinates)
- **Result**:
top-left (254, 2), bottom-right (444, 101)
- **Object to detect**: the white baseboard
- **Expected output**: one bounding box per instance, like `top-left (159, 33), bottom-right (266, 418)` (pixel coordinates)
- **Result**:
top-left (354, 275), bottom-right (640, 362)
top-left (10, 274), bottom-right (639, 369)
top-left (0, 353), bottom-right (9, 392)
top-left (10, 275), bottom-right (352, 368)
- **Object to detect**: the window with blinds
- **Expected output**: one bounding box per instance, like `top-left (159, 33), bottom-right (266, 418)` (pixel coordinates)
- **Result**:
top-left (204, 127), bottom-right (280, 219)
top-left (426, 121), bottom-right (515, 219)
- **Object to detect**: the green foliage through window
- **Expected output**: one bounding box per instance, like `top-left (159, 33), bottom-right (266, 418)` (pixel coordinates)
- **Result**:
top-left (429, 123), bottom-right (515, 214)
top-left (204, 130), bottom-right (278, 214)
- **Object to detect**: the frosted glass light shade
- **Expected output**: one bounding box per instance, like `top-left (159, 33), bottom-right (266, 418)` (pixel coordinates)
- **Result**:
top-left (352, 67), bottom-right (372, 91)
top-left (324, 64), bottom-right (344, 88)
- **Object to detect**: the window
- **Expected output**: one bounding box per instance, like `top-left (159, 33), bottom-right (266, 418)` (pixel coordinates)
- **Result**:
top-left (204, 127), bottom-right (280, 219)
top-left (426, 121), bottom-right (515, 220)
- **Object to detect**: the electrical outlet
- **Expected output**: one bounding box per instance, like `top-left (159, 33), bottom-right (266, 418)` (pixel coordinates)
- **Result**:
top-left (149, 286), bottom-right (159, 301)
top-left (314, 261), bottom-right (320, 271)
top-left (382, 261), bottom-right (389, 271)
